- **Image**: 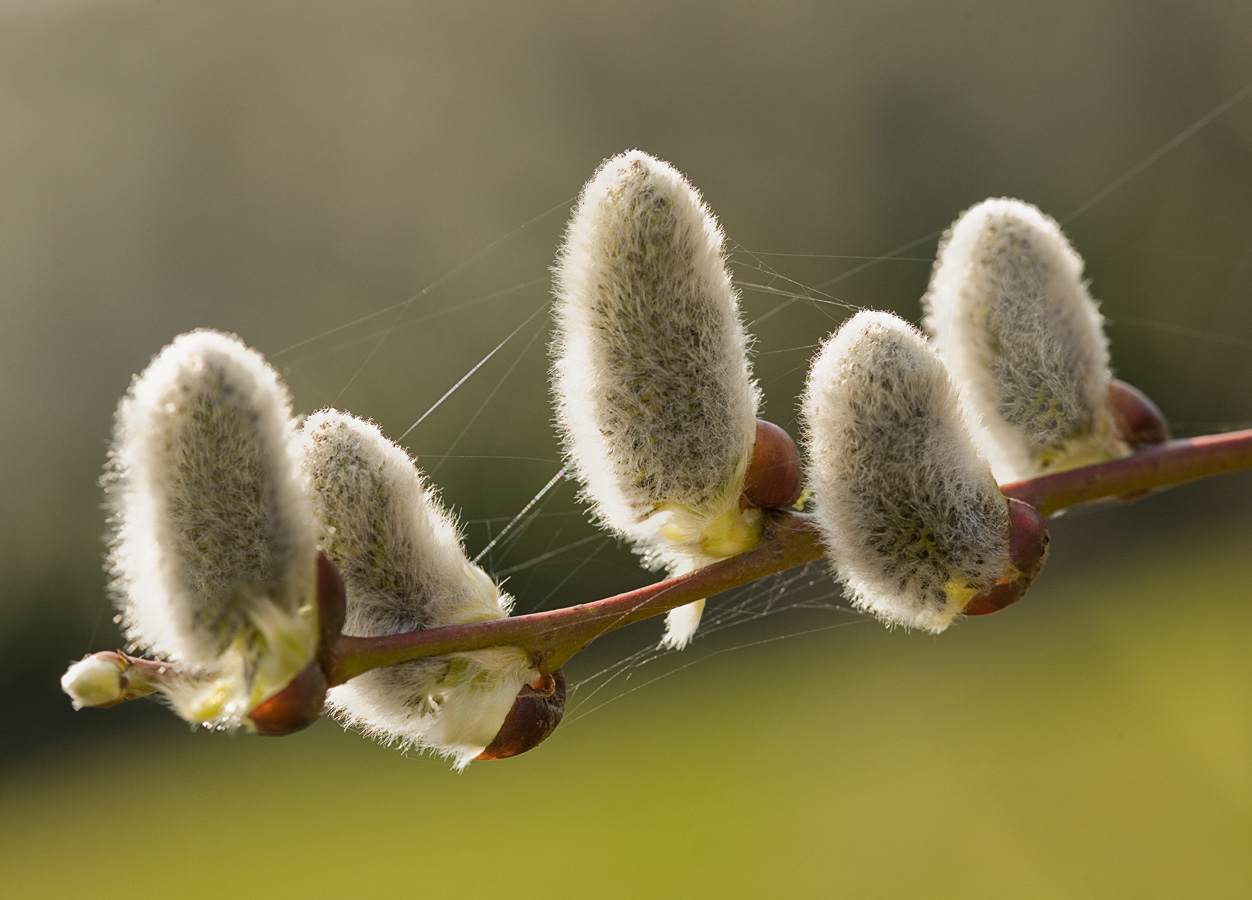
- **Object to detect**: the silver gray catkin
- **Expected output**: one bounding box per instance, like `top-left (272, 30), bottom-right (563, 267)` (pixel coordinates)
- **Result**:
top-left (802, 311), bottom-right (1012, 633)
top-left (102, 330), bottom-right (318, 727)
top-left (297, 410), bottom-right (532, 769)
top-left (551, 150), bottom-right (761, 648)
top-left (923, 198), bottom-right (1125, 481)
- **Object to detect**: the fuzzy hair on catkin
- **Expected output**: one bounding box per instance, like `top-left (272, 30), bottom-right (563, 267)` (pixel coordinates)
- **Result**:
top-left (297, 410), bottom-right (530, 769)
top-left (105, 330), bottom-right (317, 668)
top-left (551, 150), bottom-right (761, 648)
top-left (802, 311), bottom-right (1012, 633)
top-left (923, 198), bottom-right (1122, 481)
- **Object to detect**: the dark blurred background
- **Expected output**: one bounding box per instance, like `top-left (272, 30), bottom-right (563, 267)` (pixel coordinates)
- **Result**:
top-left (2, 1), bottom-right (1250, 896)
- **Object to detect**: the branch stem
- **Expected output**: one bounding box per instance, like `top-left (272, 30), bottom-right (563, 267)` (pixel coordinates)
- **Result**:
top-left (327, 428), bottom-right (1252, 683)
top-left (329, 511), bottom-right (825, 683)
top-left (1000, 428), bottom-right (1252, 515)
top-left (80, 428), bottom-right (1252, 698)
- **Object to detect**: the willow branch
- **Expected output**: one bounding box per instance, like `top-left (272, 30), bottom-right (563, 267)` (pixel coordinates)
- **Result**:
top-left (999, 428), bottom-right (1252, 515)
top-left (329, 510), bottom-right (825, 683)
top-left (74, 429), bottom-right (1252, 700)
top-left (326, 427), bottom-right (1252, 684)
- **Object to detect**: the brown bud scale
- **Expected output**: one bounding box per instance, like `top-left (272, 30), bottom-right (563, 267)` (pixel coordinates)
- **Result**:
top-left (476, 668), bottom-right (567, 760)
top-left (248, 660), bottom-right (328, 736)
top-left (741, 419), bottom-right (802, 510)
top-left (964, 499), bottom-right (1050, 617)
top-left (1107, 378), bottom-right (1170, 449)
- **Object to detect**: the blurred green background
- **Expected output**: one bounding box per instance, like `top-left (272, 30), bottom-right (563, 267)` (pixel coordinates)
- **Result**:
top-left (2, 1), bottom-right (1250, 896)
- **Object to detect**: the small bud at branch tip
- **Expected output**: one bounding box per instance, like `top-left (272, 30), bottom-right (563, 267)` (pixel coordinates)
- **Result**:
top-left (61, 652), bottom-right (128, 710)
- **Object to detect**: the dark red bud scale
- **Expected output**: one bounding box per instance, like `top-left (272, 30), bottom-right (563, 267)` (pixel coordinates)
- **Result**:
top-left (963, 499), bottom-right (1050, 617)
top-left (1006, 499), bottom-right (1049, 580)
top-left (477, 668), bottom-right (567, 760)
top-left (248, 551), bottom-right (346, 736)
top-left (314, 550), bottom-right (347, 662)
top-left (741, 419), bottom-right (803, 510)
top-left (248, 661), bottom-right (328, 736)
top-left (1107, 378), bottom-right (1170, 449)
top-left (1105, 379), bottom-right (1171, 501)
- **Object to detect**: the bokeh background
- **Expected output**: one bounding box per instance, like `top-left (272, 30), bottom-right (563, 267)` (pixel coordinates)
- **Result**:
top-left (2, 1), bottom-right (1250, 896)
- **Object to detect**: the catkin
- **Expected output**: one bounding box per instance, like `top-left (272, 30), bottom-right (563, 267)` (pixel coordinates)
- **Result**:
top-left (923, 198), bottom-right (1122, 480)
top-left (802, 311), bottom-right (1011, 633)
top-left (551, 150), bottom-right (760, 647)
top-left (298, 410), bottom-right (530, 769)
top-left (104, 330), bottom-right (318, 726)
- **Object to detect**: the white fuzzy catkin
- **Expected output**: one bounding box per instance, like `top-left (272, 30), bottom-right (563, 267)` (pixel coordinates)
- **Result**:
top-left (923, 198), bottom-right (1122, 481)
top-left (297, 410), bottom-right (530, 770)
top-left (802, 311), bottom-right (1011, 633)
top-left (551, 150), bottom-right (761, 648)
top-left (104, 330), bottom-right (318, 726)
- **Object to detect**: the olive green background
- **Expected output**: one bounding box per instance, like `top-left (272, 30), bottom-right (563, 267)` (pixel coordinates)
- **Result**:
top-left (1, 1), bottom-right (1250, 896)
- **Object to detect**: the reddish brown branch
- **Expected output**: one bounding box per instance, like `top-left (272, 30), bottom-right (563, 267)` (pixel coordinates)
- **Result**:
top-left (78, 428), bottom-right (1252, 700)
top-left (330, 427), bottom-right (1252, 682)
